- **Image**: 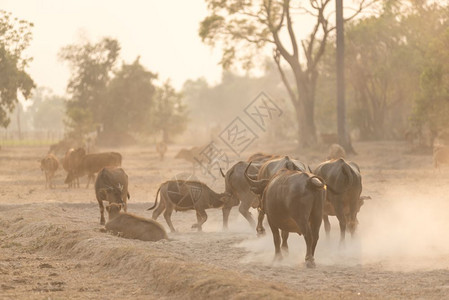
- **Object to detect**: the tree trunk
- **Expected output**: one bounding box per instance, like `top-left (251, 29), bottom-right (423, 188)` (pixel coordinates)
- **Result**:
top-left (336, 0), bottom-right (356, 154)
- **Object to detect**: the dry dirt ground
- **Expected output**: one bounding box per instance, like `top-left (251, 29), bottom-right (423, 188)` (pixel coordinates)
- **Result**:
top-left (1, 141), bottom-right (449, 299)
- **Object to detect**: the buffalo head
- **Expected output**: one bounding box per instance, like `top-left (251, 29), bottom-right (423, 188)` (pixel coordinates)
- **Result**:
top-left (244, 162), bottom-right (269, 195)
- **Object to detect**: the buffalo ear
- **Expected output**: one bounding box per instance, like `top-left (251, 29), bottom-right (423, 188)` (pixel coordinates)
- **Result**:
top-left (309, 177), bottom-right (325, 189)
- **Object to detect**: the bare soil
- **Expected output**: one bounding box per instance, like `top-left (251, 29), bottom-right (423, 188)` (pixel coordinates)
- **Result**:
top-left (1, 141), bottom-right (449, 299)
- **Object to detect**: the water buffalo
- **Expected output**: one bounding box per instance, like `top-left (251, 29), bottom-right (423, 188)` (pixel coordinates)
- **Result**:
top-left (327, 144), bottom-right (346, 160)
top-left (105, 203), bottom-right (167, 241)
top-left (62, 148), bottom-right (80, 188)
top-left (40, 154), bottom-right (59, 189)
top-left (246, 152), bottom-right (280, 164)
top-left (433, 146), bottom-right (449, 169)
top-left (156, 141), bottom-right (167, 160)
top-left (220, 161), bottom-right (262, 229)
top-left (95, 167), bottom-right (130, 225)
top-left (148, 180), bottom-right (230, 232)
top-left (313, 158), bottom-right (363, 242)
top-left (245, 167), bottom-right (326, 268)
top-left (66, 148), bottom-right (122, 188)
top-left (248, 156), bottom-right (308, 235)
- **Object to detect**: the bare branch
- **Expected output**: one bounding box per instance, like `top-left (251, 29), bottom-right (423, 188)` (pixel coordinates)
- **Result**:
top-left (273, 48), bottom-right (297, 105)
top-left (284, 0), bottom-right (299, 59)
top-left (265, 0), bottom-right (293, 61)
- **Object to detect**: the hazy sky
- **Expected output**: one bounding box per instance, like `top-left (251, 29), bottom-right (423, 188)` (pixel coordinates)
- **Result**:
top-left (2, 0), bottom-right (223, 95)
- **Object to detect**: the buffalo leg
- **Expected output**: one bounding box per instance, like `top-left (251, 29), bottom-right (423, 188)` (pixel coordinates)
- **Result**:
top-left (152, 201), bottom-right (166, 220)
top-left (281, 230), bottom-right (289, 253)
top-left (256, 209), bottom-right (266, 236)
top-left (310, 200), bottom-right (323, 258)
top-left (267, 217), bottom-right (282, 261)
top-left (323, 215), bottom-right (331, 237)
top-left (86, 173), bottom-right (95, 189)
top-left (98, 200), bottom-right (105, 225)
top-left (334, 200), bottom-right (346, 243)
top-left (296, 219), bottom-right (315, 268)
top-left (192, 209), bottom-right (207, 232)
top-left (163, 202), bottom-right (176, 232)
top-left (238, 201), bottom-right (256, 228)
top-left (222, 205), bottom-right (232, 230)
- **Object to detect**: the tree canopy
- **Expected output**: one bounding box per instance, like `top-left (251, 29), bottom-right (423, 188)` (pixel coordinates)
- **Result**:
top-left (0, 10), bottom-right (35, 128)
top-left (200, 0), bottom-right (368, 147)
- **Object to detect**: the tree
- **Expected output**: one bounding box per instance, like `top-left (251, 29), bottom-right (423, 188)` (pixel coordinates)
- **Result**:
top-left (0, 10), bottom-right (35, 128)
top-left (411, 5), bottom-right (449, 140)
top-left (200, 0), bottom-right (367, 147)
top-left (150, 81), bottom-right (188, 143)
top-left (103, 57), bottom-right (157, 137)
top-left (27, 87), bottom-right (66, 131)
top-left (59, 37), bottom-right (120, 141)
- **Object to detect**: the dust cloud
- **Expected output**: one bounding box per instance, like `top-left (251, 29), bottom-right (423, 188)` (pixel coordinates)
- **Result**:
top-left (234, 186), bottom-right (449, 271)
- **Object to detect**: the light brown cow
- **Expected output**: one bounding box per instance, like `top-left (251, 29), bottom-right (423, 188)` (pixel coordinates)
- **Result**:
top-left (40, 154), bottom-right (59, 189)
top-left (65, 148), bottom-right (122, 188)
top-left (105, 203), bottom-right (167, 242)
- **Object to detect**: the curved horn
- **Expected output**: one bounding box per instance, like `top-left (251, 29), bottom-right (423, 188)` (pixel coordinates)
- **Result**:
top-left (308, 175), bottom-right (325, 189)
top-left (308, 165), bottom-right (313, 173)
top-left (244, 162), bottom-right (258, 186)
top-left (219, 168), bottom-right (225, 178)
top-left (244, 162), bottom-right (269, 195)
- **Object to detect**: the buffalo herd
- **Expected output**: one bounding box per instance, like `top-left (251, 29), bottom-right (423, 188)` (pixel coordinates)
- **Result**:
top-left (41, 143), bottom-right (369, 268)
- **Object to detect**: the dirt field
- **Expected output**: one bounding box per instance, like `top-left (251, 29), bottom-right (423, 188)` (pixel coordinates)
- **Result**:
top-left (1, 141), bottom-right (449, 299)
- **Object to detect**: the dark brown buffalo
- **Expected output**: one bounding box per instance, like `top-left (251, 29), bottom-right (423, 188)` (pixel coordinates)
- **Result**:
top-left (313, 158), bottom-right (363, 242)
top-left (95, 167), bottom-right (130, 225)
top-left (66, 148), bottom-right (122, 188)
top-left (148, 180), bottom-right (230, 232)
top-left (105, 203), bottom-right (167, 241)
top-left (174, 146), bottom-right (202, 164)
top-left (245, 167), bottom-right (325, 268)
top-left (246, 152), bottom-right (281, 164)
top-left (40, 154), bottom-right (59, 189)
top-left (248, 156), bottom-right (308, 235)
top-left (220, 161), bottom-right (262, 229)
top-left (62, 148), bottom-right (79, 188)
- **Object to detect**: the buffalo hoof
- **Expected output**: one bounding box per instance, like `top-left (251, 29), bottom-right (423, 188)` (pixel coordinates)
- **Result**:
top-left (305, 259), bottom-right (316, 268)
top-left (256, 228), bottom-right (266, 237)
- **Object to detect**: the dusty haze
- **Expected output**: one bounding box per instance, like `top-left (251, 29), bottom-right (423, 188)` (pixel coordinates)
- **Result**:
top-left (1, 141), bottom-right (448, 299)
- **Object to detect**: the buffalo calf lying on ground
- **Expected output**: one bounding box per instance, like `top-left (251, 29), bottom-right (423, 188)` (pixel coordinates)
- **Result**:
top-left (95, 167), bottom-right (130, 225)
top-left (105, 203), bottom-right (167, 241)
top-left (40, 154), bottom-right (59, 189)
top-left (245, 165), bottom-right (326, 268)
top-left (148, 180), bottom-right (231, 232)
